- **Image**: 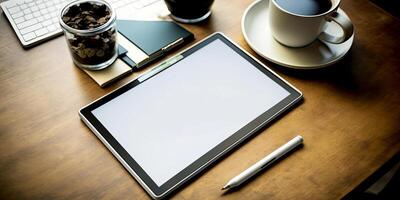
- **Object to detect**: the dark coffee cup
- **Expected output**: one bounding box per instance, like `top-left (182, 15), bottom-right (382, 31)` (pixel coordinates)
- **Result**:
top-left (164, 0), bottom-right (214, 23)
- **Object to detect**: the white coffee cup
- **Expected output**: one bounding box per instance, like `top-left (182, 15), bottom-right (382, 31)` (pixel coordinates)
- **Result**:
top-left (269, 0), bottom-right (353, 47)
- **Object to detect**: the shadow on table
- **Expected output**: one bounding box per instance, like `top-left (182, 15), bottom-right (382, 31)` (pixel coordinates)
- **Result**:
top-left (342, 152), bottom-right (400, 200)
top-left (369, 0), bottom-right (400, 19)
top-left (263, 41), bottom-right (386, 102)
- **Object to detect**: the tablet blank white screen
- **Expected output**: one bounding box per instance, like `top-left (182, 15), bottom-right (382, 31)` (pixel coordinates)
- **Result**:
top-left (92, 39), bottom-right (290, 186)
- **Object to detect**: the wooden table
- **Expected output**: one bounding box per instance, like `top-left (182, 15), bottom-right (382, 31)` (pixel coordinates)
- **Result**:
top-left (1, 0), bottom-right (400, 199)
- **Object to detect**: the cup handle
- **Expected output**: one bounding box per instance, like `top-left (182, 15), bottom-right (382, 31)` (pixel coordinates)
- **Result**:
top-left (318, 11), bottom-right (354, 44)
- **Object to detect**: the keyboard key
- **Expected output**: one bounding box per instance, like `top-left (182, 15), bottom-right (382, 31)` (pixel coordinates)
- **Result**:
top-left (28, 2), bottom-right (35, 7)
top-left (45, 1), bottom-right (54, 7)
top-left (14, 17), bottom-right (25, 24)
top-left (11, 11), bottom-right (24, 19)
top-left (52, 17), bottom-right (59, 23)
top-left (22, 32), bottom-right (36, 41)
top-left (17, 18), bottom-right (38, 29)
top-left (6, 1), bottom-right (18, 8)
top-left (50, 11), bottom-right (59, 18)
top-left (47, 24), bottom-right (57, 32)
top-left (37, 16), bottom-right (45, 22)
top-left (31, 6), bottom-right (39, 12)
top-left (40, 8), bottom-right (49, 15)
top-left (8, 6), bottom-right (20, 14)
top-left (33, 11), bottom-right (41, 18)
top-left (20, 4), bottom-right (28, 10)
top-left (48, 6), bottom-right (56, 12)
top-left (42, 20), bottom-right (52, 26)
top-left (24, 14), bottom-right (33, 20)
top-left (22, 8), bottom-right (31, 14)
top-left (34, 28), bottom-right (48, 37)
top-left (20, 23), bottom-right (41, 34)
top-left (38, 4), bottom-right (45, 9)
top-left (16, 0), bottom-right (25, 6)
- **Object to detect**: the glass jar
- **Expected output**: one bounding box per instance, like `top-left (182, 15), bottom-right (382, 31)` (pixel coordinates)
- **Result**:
top-left (59, 0), bottom-right (117, 70)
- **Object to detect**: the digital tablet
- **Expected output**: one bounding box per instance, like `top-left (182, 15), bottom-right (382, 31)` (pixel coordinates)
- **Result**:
top-left (79, 32), bottom-right (302, 199)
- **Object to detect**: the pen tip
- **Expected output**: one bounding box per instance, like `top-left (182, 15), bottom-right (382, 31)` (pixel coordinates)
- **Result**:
top-left (221, 185), bottom-right (229, 190)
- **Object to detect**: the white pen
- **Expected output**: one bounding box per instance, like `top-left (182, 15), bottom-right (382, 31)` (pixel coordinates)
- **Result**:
top-left (222, 135), bottom-right (303, 190)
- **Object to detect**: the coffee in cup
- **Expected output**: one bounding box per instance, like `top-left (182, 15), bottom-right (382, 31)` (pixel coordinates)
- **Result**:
top-left (269, 0), bottom-right (353, 47)
top-left (275, 0), bottom-right (332, 15)
top-left (164, 0), bottom-right (214, 23)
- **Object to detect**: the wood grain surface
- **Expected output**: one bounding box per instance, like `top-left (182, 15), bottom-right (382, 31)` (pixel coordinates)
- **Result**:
top-left (1, 0), bottom-right (400, 199)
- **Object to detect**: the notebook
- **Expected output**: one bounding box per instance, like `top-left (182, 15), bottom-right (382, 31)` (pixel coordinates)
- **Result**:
top-left (83, 20), bottom-right (194, 87)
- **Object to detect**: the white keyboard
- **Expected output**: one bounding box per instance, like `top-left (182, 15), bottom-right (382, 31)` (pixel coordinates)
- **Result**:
top-left (1, 0), bottom-right (162, 48)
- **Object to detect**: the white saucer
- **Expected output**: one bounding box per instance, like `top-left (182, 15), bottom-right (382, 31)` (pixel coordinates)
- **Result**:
top-left (241, 0), bottom-right (354, 69)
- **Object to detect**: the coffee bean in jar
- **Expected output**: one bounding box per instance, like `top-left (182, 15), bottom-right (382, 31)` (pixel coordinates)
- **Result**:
top-left (60, 0), bottom-right (117, 70)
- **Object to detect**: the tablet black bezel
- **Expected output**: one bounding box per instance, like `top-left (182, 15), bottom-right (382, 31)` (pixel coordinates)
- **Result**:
top-left (80, 33), bottom-right (302, 198)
